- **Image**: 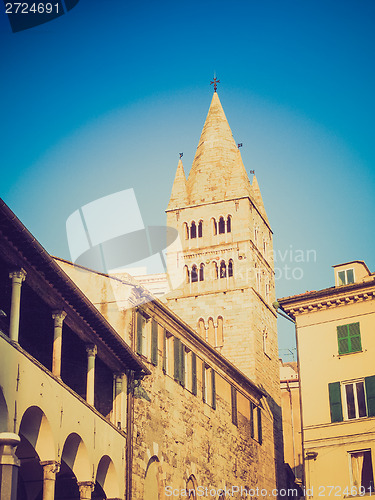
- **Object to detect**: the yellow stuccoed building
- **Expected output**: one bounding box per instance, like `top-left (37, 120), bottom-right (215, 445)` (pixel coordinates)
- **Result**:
top-left (278, 260), bottom-right (375, 499)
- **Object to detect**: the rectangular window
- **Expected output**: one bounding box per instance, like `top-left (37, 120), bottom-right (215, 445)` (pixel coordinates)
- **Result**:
top-left (165, 332), bottom-right (174, 376)
top-left (231, 386), bottom-right (238, 426)
top-left (349, 450), bottom-right (374, 491)
top-left (151, 320), bottom-right (158, 366)
top-left (329, 377), bottom-right (375, 423)
top-left (343, 380), bottom-right (367, 419)
top-left (338, 268), bottom-right (355, 286)
top-left (191, 352), bottom-right (197, 396)
top-left (136, 311), bottom-right (149, 358)
top-left (174, 337), bottom-right (185, 386)
top-left (337, 322), bottom-right (362, 354)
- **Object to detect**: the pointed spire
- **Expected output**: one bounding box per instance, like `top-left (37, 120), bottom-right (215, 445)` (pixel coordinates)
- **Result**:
top-left (251, 174), bottom-right (269, 225)
top-left (187, 92), bottom-right (251, 204)
top-left (167, 158), bottom-right (188, 210)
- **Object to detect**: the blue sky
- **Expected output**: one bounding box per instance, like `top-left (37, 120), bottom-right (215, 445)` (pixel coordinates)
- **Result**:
top-left (1, 0), bottom-right (374, 356)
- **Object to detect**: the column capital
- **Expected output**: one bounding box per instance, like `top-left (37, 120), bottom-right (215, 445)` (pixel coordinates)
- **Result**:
top-left (40, 459), bottom-right (60, 477)
top-left (9, 268), bottom-right (27, 283)
top-left (86, 345), bottom-right (97, 357)
top-left (0, 432), bottom-right (21, 467)
top-left (52, 310), bottom-right (67, 327)
top-left (77, 481), bottom-right (95, 499)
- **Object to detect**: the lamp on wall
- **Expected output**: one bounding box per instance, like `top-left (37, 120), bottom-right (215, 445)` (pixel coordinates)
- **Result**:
top-left (305, 451), bottom-right (318, 461)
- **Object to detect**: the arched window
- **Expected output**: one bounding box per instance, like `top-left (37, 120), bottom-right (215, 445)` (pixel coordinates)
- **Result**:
top-left (144, 456), bottom-right (161, 500)
top-left (199, 263), bottom-right (205, 281)
top-left (191, 265), bottom-right (198, 283)
top-left (263, 329), bottom-right (268, 355)
top-left (254, 226), bottom-right (258, 246)
top-left (186, 475), bottom-right (197, 499)
top-left (220, 261), bottom-right (226, 279)
top-left (208, 317), bottom-right (215, 345)
top-left (183, 222), bottom-right (189, 240)
top-left (213, 261), bottom-right (218, 279)
top-left (198, 318), bottom-right (205, 338)
top-left (217, 316), bottom-right (224, 347)
top-left (228, 259), bottom-right (233, 277)
top-left (212, 218), bottom-right (217, 235)
top-left (227, 215), bottom-right (232, 233)
top-left (190, 222), bottom-right (197, 239)
top-left (184, 265), bottom-right (189, 284)
top-left (198, 220), bottom-right (203, 238)
top-left (218, 217), bottom-right (225, 234)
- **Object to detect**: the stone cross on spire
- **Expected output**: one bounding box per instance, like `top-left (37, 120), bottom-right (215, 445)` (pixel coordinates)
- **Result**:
top-left (210, 76), bottom-right (220, 92)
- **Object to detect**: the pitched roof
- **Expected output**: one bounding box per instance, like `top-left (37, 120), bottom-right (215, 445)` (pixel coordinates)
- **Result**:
top-left (186, 92), bottom-right (252, 204)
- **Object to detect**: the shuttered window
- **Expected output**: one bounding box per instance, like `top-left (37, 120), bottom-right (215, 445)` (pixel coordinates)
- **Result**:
top-left (329, 381), bottom-right (343, 422)
top-left (250, 402), bottom-right (254, 438)
top-left (162, 330), bottom-right (167, 373)
top-left (136, 312), bottom-right (144, 355)
top-left (191, 353), bottom-right (197, 395)
top-left (231, 386), bottom-right (238, 426)
top-left (211, 369), bottom-right (216, 410)
top-left (151, 320), bottom-right (158, 366)
top-left (365, 376), bottom-right (375, 418)
top-left (257, 407), bottom-right (262, 445)
top-left (173, 338), bottom-right (185, 386)
top-left (337, 322), bottom-right (362, 354)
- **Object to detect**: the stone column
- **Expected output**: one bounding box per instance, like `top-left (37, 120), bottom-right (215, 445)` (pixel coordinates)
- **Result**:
top-left (86, 345), bottom-right (97, 406)
top-left (113, 373), bottom-right (126, 429)
top-left (8, 269), bottom-right (27, 343)
top-left (51, 311), bottom-right (66, 378)
top-left (0, 433), bottom-right (20, 500)
top-left (77, 481), bottom-right (95, 500)
top-left (39, 460), bottom-right (60, 500)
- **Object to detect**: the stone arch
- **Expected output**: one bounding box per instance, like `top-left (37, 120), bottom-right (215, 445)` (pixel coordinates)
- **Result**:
top-left (217, 316), bottom-right (224, 347)
top-left (0, 387), bottom-right (9, 432)
top-left (228, 259), bottom-right (234, 277)
top-left (220, 260), bottom-right (226, 279)
top-left (18, 405), bottom-right (55, 462)
top-left (212, 261), bottom-right (218, 279)
top-left (207, 317), bottom-right (215, 345)
top-left (61, 432), bottom-right (91, 483)
top-left (211, 217), bottom-right (217, 235)
top-left (186, 474), bottom-right (198, 498)
top-left (96, 455), bottom-right (120, 498)
top-left (184, 265), bottom-right (190, 284)
top-left (199, 263), bottom-right (205, 281)
top-left (191, 264), bottom-right (198, 283)
top-left (218, 216), bottom-right (225, 234)
top-left (226, 215), bottom-right (232, 233)
top-left (190, 221), bottom-right (197, 239)
top-left (198, 318), bottom-right (205, 339)
top-left (198, 220), bottom-right (203, 238)
top-left (144, 455), bottom-right (164, 500)
top-left (183, 222), bottom-right (189, 240)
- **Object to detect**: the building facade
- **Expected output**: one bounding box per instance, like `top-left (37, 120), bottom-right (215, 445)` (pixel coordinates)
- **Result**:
top-left (278, 261), bottom-right (375, 499)
top-left (0, 199), bottom-right (149, 500)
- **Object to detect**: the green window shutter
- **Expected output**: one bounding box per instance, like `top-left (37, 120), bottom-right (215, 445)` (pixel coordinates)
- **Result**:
top-left (174, 337), bottom-right (180, 382)
top-left (365, 376), bottom-right (375, 417)
top-left (337, 323), bottom-right (362, 354)
top-left (151, 320), bottom-right (158, 366)
top-left (211, 370), bottom-right (216, 410)
top-left (328, 382), bottom-right (343, 422)
top-left (202, 363), bottom-right (206, 403)
top-left (136, 312), bottom-right (143, 355)
top-left (191, 353), bottom-right (197, 395)
top-left (257, 407), bottom-right (262, 445)
top-left (250, 402), bottom-right (254, 438)
top-left (337, 325), bottom-right (349, 354)
top-left (348, 322), bottom-right (361, 353)
top-left (162, 330), bottom-right (167, 373)
top-left (231, 386), bottom-right (238, 426)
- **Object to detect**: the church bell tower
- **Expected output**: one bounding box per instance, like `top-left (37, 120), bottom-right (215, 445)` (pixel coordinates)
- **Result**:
top-left (165, 88), bottom-right (280, 410)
